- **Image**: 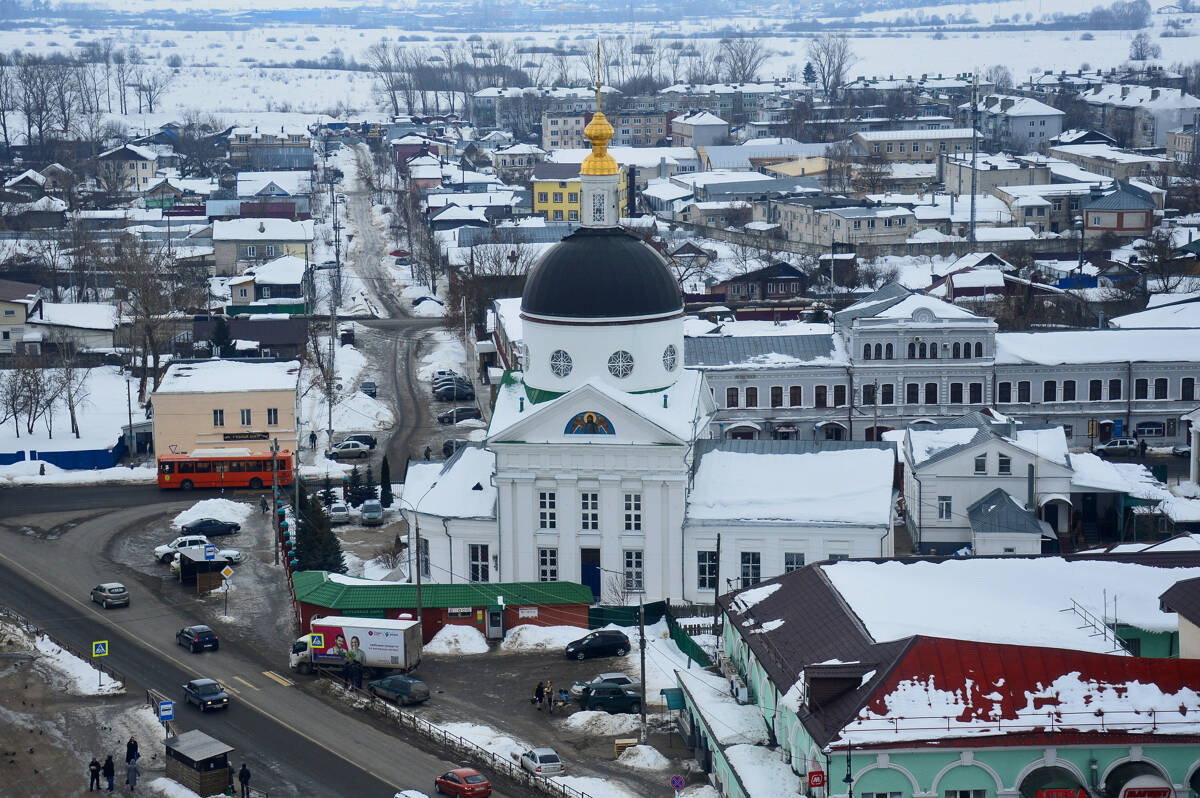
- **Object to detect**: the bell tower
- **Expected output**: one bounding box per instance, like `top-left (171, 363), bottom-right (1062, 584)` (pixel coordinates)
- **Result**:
top-left (579, 42), bottom-right (621, 229)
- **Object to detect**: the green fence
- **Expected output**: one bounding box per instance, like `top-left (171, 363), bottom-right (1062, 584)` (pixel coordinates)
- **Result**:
top-left (664, 607), bottom-right (712, 668)
top-left (587, 600), bottom-right (666, 629)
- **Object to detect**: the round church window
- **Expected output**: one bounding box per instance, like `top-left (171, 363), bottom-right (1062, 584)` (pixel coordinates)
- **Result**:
top-left (607, 350), bottom-right (635, 379)
top-left (662, 344), bottom-right (678, 371)
top-left (549, 349), bottom-right (573, 378)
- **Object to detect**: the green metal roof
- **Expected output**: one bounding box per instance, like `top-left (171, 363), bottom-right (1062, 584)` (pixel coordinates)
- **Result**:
top-left (292, 571), bottom-right (594, 610)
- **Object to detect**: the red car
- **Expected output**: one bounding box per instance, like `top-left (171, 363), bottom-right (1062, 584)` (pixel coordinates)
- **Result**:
top-left (434, 767), bottom-right (492, 797)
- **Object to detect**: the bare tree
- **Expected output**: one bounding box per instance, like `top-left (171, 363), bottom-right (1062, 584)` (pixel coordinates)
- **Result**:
top-left (823, 141), bottom-right (856, 192)
top-left (366, 41), bottom-right (404, 116)
top-left (1129, 32), bottom-right (1161, 61)
top-left (806, 33), bottom-right (857, 101)
top-left (853, 153), bottom-right (893, 196)
top-left (139, 68), bottom-right (173, 113)
top-left (17, 56), bottom-right (55, 159)
top-left (52, 330), bottom-right (90, 439)
top-left (984, 64), bottom-right (1014, 92)
top-left (0, 369), bottom-right (26, 438)
top-left (13, 354), bottom-right (54, 436)
top-left (0, 53), bottom-right (15, 154)
top-left (719, 36), bottom-right (769, 84)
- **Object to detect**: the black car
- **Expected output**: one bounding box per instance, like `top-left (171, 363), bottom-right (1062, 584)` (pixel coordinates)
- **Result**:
top-left (343, 433), bottom-right (378, 449)
top-left (564, 630), bottom-right (631, 660)
top-left (181, 518), bottom-right (240, 537)
top-left (437, 407), bottom-right (482, 425)
top-left (434, 385), bottom-right (475, 402)
top-left (360, 381), bottom-right (377, 398)
top-left (577, 683), bottom-right (642, 714)
top-left (432, 378), bottom-right (473, 395)
top-left (177, 625), bottom-right (219, 652)
top-left (366, 674), bottom-right (430, 705)
top-left (182, 678), bottom-right (229, 711)
top-left (442, 439), bottom-right (469, 458)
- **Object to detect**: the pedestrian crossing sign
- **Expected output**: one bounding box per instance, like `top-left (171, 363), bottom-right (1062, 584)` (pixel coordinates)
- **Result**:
top-left (92, 640), bottom-right (108, 657)
top-left (310, 633), bottom-right (324, 649)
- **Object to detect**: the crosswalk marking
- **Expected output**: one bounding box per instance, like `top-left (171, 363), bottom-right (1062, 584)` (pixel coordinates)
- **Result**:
top-left (262, 670), bottom-right (295, 687)
top-left (233, 676), bottom-right (260, 691)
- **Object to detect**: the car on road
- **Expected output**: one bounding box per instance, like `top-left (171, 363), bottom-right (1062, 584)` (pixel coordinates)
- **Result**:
top-left (516, 747), bottom-right (565, 777)
top-left (565, 630), bottom-right (631, 660)
top-left (571, 672), bottom-right (637, 696)
top-left (442, 439), bottom-right (469, 458)
top-left (360, 381), bottom-right (377, 398)
top-left (326, 440), bottom-right (371, 460)
top-left (328, 503), bottom-right (350, 524)
top-left (434, 768), bottom-right (491, 797)
top-left (366, 674), bottom-right (430, 705)
top-left (1095, 437), bottom-right (1139, 457)
top-left (343, 433), bottom-right (378, 449)
top-left (437, 407), bottom-right (481, 425)
top-left (181, 517), bottom-right (241, 538)
top-left (361, 499), bottom-right (384, 526)
top-left (155, 535), bottom-right (211, 563)
top-left (1173, 442), bottom-right (1192, 458)
top-left (176, 625), bottom-right (219, 653)
top-left (182, 678), bottom-right (229, 711)
top-left (90, 582), bottom-right (129, 609)
top-left (577, 683), bottom-right (642, 714)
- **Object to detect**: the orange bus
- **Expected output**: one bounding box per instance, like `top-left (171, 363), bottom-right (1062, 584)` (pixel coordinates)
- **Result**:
top-left (157, 447), bottom-right (294, 490)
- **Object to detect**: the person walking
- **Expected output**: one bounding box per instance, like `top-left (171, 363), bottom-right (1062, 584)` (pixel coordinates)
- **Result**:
top-left (238, 763), bottom-right (252, 797)
top-left (88, 757), bottom-right (101, 791)
top-left (1139, 437), bottom-right (1148, 457)
top-left (534, 681), bottom-right (544, 711)
top-left (125, 737), bottom-right (138, 764)
top-left (546, 680), bottom-right (554, 715)
top-left (309, 431), bottom-right (317, 451)
top-left (101, 755), bottom-right (115, 792)
top-left (259, 496), bottom-right (269, 514)
top-left (125, 757), bottom-right (141, 792)
top-left (423, 446), bottom-right (432, 461)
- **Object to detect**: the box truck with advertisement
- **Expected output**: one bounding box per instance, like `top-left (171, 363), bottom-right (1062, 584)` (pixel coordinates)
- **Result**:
top-left (289, 616), bottom-right (421, 676)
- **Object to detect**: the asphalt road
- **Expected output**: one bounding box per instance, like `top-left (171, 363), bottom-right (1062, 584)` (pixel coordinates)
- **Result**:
top-left (0, 501), bottom-right (531, 798)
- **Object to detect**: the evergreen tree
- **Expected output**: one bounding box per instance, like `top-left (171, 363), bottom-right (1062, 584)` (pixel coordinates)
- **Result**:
top-left (320, 474), bottom-right (335, 506)
top-left (803, 61), bottom-right (817, 84)
top-left (295, 485), bottom-right (345, 573)
top-left (347, 465), bottom-right (363, 507)
top-left (209, 316), bottom-right (232, 357)
top-left (363, 463), bottom-right (379, 503)
top-left (379, 456), bottom-right (393, 508)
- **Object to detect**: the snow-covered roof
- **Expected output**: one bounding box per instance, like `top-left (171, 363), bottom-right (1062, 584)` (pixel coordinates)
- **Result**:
top-left (155, 360), bottom-right (300, 395)
top-left (547, 146), bottom-right (698, 169)
top-left (687, 448), bottom-right (894, 526)
top-left (211, 218), bottom-right (313, 242)
top-left (245, 255), bottom-right (307, 285)
top-left (29, 301), bottom-right (117, 331)
top-left (4, 169), bottom-right (46, 188)
top-left (962, 94), bottom-right (1064, 117)
top-left (872, 293), bottom-right (978, 320)
top-left (1049, 143), bottom-right (1170, 165)
top-left (401, 445), bottom-right (496, 520)
top-left (432, 205), bottom-right (489, 223)
top-left (677, 111), bottom-right (727, 126)
top-left (492, 297), bottom-right (523, 344)
top-left (99, 143), bottom-right (156, 161)
top-left (236, 171), bottom-right (312, 197)
top-left (1109, 298), bottom-right (1200, 329)
top-left (1083, 83), bottom-right (1200, 111)
top-left (855, 128), bottom-right (977, 141)
top-left (996, 328), bottom-right (1200, 364)
top-left (495, 143), bottom-right (546, 156)
top-left (426, 191), bottom-right (516, 210)
top-left (822, 557), bottom-right (1200, 647)
top-left (1069, 453), bottom-right (1172, 500)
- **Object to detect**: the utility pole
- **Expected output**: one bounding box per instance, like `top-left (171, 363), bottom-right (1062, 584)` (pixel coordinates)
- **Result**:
top-left (712, 533), bottom-right (722, 638)
top-left (414, 513), bottom-right (423, 627)
top-left (968, 72), bottom-right (978, 250)
top-left (271, 437), bottom-right (280, 565)
top-left (125, 378), bottom-right (135, 461)
top-left (638, 598), bottom-right (648, 744)
top-left (872, 379), bottom-right (879, 441)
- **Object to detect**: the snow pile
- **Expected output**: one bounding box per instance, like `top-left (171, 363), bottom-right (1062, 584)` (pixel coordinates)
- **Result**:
top-left (730, 584), bottom-right (780, 614)
top-left (0, 461), bottom-right (157, 486)
top-left (677, 669), bottom-right (767, 745)
top-left (617, 744), bottom-right (670, 770)
top-left (417, 329), bottom-right (468, 381)
top-left (679, 786), bottom-right (721, 798)
top-left (563, 710), bottom-right (641, 737)
top-left (147, 778), bottom-right (206, 798)
top-left (499, 624), bottom-right (586, 653)
top-left (172, 498), bottom-right (254, 528)
top-left (33, 634), bottom-right (125, 696)
top-left (550, 775), bottom-right (640, 798)
top-left (822, 558), bottom-right (1200, 651)
top-left (424, 624), bottom-right (489, 656)
top-left (724, 745), bottom-right (804, 798)
top-left (439, 721), bottom-right (525, 761)
top-left (613, 620), bottom-right (712, 706)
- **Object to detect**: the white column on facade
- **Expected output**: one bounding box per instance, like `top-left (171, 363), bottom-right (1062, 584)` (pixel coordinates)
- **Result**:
top-left (556, 475), bottom-right (579, 585)
top-left (599, 474), bottom-right (623, 594)
top-left (641, 479), bottom-right (665, 600)
top-left (506, 476), bottom-right (536, 583)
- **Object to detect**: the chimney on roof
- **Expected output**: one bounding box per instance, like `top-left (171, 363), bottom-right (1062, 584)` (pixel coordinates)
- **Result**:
top-left (1121, 86), bottom-right (1130, 99)
top-left (1151, 89), bottom-right (1161, 101)
top-left (1001, 98), bottom-right (1015, 112)
top-left (258, 221), bottom-right (265, 233)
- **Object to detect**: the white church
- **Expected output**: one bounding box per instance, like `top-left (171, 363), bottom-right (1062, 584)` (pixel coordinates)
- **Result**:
top-left (401, 95), bottom-right (898, 604)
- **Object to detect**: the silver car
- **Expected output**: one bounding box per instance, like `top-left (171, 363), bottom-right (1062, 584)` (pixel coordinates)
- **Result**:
top-left (361, 499), bottom-right (384, 526)
top-left (517, 747), bottom-right (564, 777)
top-left (91, 582), bottom-right (129, 609)
top-left (328, 503), bottom-right (350, 524)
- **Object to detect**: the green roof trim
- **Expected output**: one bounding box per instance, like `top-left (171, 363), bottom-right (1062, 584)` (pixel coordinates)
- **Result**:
top-left (293, 571), bottom-right (594, 610)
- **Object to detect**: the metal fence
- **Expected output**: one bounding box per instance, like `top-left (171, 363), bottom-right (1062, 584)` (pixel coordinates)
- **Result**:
top-left (0, 605), bottom-right (127, 687)
top-left (322, 673), bottom-right (596, 798)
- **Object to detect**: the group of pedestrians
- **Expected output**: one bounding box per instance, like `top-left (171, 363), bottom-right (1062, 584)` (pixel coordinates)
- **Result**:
top-left (86, 737), bottom-right (140, 792)
top-left (531, 681), bottom-right (569, 715)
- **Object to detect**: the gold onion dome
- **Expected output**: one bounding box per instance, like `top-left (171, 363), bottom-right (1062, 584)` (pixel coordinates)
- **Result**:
top-left (580, 107), bottom-right (618, 176)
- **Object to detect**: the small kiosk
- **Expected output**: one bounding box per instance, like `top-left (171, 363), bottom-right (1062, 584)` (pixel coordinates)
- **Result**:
top-left (165, 729), bottom-right (232, 796)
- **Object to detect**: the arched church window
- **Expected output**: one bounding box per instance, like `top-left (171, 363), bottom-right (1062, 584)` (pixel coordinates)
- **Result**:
top-left (549, 349), bottom-right (573, 378)
top-left (607, 350), bottom-right (634, 379)
top-left (662, 345), bottom-right (678, 372)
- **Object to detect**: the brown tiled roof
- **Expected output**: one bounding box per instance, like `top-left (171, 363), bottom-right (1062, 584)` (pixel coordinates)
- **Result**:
top-left (1160, 575), bottom-right (1200, 627)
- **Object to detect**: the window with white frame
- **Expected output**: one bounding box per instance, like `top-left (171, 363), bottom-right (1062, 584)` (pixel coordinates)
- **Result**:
top-left (538, 547), bottom-right (558, 582)
top-left (974, 454), bottom-right (987, 474)
top-left (998, 453), bottom-right (1012, 475)
top-left (212, 409), bottom-right (225, 427)
top-left (784, 552), bottom-right (805, 572)
top-left (240, 408), bottom-right (252, 426)
top-left (697, 551), bottom-right (717, 590)
top-left (266, 408), bottom-right (279, 426)
top-left (938, 496), bottom-right (952, 520)
top-left (538, 491), bottom-right (557, 529)
top-left (740, 552), bottom-right (761, 586)
top-left (580, 492), bottom-right (599, 530)
top-left (623, 550), bottom-right (644, 592)
top-left (623, 493), bottom-right (642, 532)
top-left (469, 544), bottom-right (489, 582)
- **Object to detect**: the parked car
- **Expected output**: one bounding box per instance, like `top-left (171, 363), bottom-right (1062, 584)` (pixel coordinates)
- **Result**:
top-left (434, 768), bottom-right (491, 797)
top-left (327, 440), bottom-right (371, 460)
top-left (329, 503), bottom-right (350, 524)
top-left (181, 518), bottom-right (241, 538)
top-left (1096, 437), bottom-right (1139, 457)
top-left (577, 683), bottom-right (642, 714)
top-left (516, 747), bottom-right (565, 777)
top-left (182, 678), bottom-right (229, 711)
top-left (342, 433), bottom-right (378, 450)
top-left (367, 674), bottom-right (430, 705)
top-left (361, 499), bottom-right (384, 526)
top-left (90, 583), bottom-right (129, 609)
top-left (431, 370), bottom-right (462, 382)
top-left (1172, 443), bottom-right (1192, 458)
top-left (176, 625), bottom-right (219, 653)
top-left (434, 385), bottom-right (475, 402)
top-left (432, 375), bottom-right (472, 391)
top-left (155, 535), bottom-right (210, 563)
top-left (564, 630), bottom-right (631, 660)
top-left (442, 439), bottom-right (469, 458)
top-left (571, 672), bottom-right (637, 696)
top-left (437, 407), bottom-right (481, 425)
top-left (360, 381), bottom-right (377, 398)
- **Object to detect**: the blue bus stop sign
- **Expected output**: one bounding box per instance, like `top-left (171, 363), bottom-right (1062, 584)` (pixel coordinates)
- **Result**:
top-left (204, 544), bottom-right (217, 561)
top-left (158, 700), bottom-right (174, 722)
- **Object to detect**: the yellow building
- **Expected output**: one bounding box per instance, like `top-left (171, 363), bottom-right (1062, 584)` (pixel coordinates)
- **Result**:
top-left (152, 360), bottom-right (300, 456)
top-left (532, 162), bottom-right (628, 222)
top-left (97, 144), bottom-right (158, 193)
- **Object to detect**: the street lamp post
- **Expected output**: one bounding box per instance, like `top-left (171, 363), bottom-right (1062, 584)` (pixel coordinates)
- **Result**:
top-left (1074, 214), bottom-right (1085, 289)
top-left (396, 479), bottom-right (439, 630)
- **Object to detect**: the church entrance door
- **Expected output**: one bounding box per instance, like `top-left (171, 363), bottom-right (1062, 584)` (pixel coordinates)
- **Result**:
top-left (580, 548), bottom-right (601, 600)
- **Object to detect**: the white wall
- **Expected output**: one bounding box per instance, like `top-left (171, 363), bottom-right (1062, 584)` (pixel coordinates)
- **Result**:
top-left (523, 315), bottom-right (684, 395)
